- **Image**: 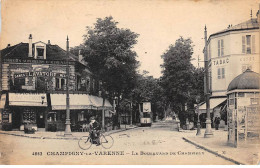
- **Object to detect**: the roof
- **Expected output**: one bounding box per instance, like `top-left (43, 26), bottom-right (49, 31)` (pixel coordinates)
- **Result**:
top-left (227, 69), bottom-right (260, 92)
top-left (1, 42), bottom-right (78, 61)
top-left (209, 18), bottom-right (259, 39)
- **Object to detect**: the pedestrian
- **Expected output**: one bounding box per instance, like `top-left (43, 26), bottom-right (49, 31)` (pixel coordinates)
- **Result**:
top-left (214, 117), bottom-right (220, 130)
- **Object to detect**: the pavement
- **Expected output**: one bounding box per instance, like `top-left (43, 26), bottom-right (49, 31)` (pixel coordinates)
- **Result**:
top-left (0, 124), bottom-right (138, 140)
top-left (182, 128), bottom-right (260, 165)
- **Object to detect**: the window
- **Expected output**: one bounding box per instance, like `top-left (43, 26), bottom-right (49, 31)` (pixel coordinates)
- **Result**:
top-left (217, 67), bottom-right (225, 79)
top-left (242, 35), bottom-right (255, 54)
top-left (86, 78), bottom-right (90, 91)
top-left (13, 78), bottom-right (25, 91)
top-left (218, 39), bottom-right (224, 57)
top-left (242, 64), bottom-right (252, 72)
top-left (92, 79), bottom-right (95, 92)
top-left (36, 48), bottom-right (44, 59)
top-left (55, 78), bottom-right (66, 90)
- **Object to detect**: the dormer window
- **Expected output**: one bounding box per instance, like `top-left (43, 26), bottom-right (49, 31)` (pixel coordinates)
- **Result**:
top-left (34, 42), bottom-right (46, 59)
top-left (37, 48), bottom-right (44, 59)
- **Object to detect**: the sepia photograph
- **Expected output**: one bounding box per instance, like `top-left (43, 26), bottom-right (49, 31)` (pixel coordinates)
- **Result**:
top-left (0, 0), bottom-right (259, 165)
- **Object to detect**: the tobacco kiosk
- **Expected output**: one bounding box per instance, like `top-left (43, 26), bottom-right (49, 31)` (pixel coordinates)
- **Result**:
top-left (227, 69), bottom-right (260, 147)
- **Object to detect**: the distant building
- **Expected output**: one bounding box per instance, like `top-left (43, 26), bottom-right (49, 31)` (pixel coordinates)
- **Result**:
top-left (198, 13), bottom-right (259, 123)
top-left (0, 35), bottom-right (112, 131)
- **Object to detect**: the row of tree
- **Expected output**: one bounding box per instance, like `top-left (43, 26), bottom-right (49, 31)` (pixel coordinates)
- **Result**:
top-left (70, 16), bottom-right (204, 125)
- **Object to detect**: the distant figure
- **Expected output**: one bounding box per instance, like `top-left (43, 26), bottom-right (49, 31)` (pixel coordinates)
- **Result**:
top-left (89, 117), bottom-right (101, 145)
top-left (214, 117), bottom-right (220, 130)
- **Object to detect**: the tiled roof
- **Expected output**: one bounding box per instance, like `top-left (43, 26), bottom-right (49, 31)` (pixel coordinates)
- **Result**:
top-left (210, 18), bottom-right (259, 38)
top-left (1, 42), bottom-right (78, 61)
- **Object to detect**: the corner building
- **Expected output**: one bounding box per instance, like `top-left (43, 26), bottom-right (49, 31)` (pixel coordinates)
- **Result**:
top-left (199, 16), bottom-right (259, 124)
top-left (0, 35), bottom-right (112, 131)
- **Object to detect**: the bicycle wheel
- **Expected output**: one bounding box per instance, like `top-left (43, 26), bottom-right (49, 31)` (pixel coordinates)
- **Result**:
top-left (78, 136), bottom-right (92, 150)
top-left (100, 135), bottom-right (114, 149)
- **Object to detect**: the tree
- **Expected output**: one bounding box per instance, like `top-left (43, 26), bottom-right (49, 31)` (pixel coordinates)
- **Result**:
top-left (130, 71), bottom-right (166, 121)
top-left (160, 37), bottom-right (195, 124)
top-left (71, 16), bottom-right (139, 126)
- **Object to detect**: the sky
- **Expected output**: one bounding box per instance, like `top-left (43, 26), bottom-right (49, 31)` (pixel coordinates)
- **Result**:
top-left (0, 0), bottom-right (259, 78)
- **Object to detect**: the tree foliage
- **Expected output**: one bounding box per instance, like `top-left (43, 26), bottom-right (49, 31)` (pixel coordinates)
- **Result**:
top-left (71, 16), bottom-right (139, 98)
top-left (160, 37), bottom-right (204, 123)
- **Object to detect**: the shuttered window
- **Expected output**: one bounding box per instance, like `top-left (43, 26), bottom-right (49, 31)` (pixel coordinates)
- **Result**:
top-left (218, 40), bottom-right (220, 57)
top-left (252, 35), bottom-right (255, 53)
top-left (221, 39), bottom-right (224, 56)
top-left (242, 36), bottom-right (246, 53)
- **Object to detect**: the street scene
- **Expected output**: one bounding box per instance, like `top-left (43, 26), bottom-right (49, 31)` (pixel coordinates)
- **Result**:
top-left (0, 124), bottom-right (235, 165)
top-left (0, 0), bottom-right (260, 165)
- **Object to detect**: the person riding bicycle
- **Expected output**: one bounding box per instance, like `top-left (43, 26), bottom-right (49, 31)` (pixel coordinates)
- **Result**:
top-left (89, 116), bottom-right (101, 145)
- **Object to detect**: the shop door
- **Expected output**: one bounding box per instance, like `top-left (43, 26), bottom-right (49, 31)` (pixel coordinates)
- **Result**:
top-left (12, 108), bottom-right (21, 129)
top-left (37, 110), bottom-right (45, 128)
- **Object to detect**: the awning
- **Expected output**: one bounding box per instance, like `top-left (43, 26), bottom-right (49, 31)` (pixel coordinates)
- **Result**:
top-left (196, 98), bottom-right (226, 114)
top-left (50, 94), bottom-right (93, 110)
top-left (9, 93), bottom-right (47, 107)
top-left (89, 95), bottom-right (113, 110)
top-left (0, 94), bottom-right (7, 109)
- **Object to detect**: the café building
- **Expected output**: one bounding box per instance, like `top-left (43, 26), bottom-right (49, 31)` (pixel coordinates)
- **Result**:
top-left (0, 34), bottom-right (112, 131)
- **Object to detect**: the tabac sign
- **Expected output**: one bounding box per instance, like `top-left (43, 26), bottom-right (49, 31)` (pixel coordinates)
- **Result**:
top-left (14, 72), bottom-right (67, 79)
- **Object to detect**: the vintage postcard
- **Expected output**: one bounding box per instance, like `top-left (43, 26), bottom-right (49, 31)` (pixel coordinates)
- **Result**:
top-left (0, 0), bottom-right (260, 165)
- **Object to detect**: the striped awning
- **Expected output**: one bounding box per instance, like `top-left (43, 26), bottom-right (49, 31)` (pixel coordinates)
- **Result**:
top-left (9, 93), bottom-right (47, 107)
top-left (50, 94), bottom-right (93, 110)
top-left (89, 95), bottom-right (113, 110)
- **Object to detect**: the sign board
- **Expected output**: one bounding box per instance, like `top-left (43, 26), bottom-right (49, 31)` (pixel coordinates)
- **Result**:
top-left (0, 94), bottom-right (6, 109)
top-left (142, 102), bottom-right (151, 112)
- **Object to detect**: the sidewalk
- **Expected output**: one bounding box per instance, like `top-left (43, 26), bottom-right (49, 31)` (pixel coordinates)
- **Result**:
top-left (182, 128), bottom-right (260, 165)
top-left (0, 124), bottom-right (138, 140)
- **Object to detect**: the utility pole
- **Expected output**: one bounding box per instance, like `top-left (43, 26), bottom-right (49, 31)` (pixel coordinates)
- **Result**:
top-left (204, 26), bottom-right (213, 138)
top-left (197, 55), bottom-right (200, 68)
top-left (64, 35), bottom-right (72, 136)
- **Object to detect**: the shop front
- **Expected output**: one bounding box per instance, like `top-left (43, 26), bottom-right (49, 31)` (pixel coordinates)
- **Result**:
top-left (89, 95), bottom-right (113, 131)
top-left (49, 93), bottom-right (93, 132)
top-left (3, 93), bottom-right (48, 131)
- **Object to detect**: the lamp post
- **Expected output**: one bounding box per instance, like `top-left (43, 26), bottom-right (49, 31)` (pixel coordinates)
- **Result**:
top-left (196, 96), bottom-right (201, 136)
top-left (64, 36), bottom-right (72, 136)
top-left (204, 26), bottom-right (213, 138)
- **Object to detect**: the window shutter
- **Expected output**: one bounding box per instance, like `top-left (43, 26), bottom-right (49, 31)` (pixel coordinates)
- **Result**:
top-left (222, 68), bottom-right (225, 78)
top-left (221, 39), bottom-right (224, 56)
top-left (218, 40), bottom-right (220, 57)
top-left (242, 36), bottom-right (245, 53)
top-left (218, 68), bottom-right (221, 79)
top-left (252, 35), bottom-right (255, 53)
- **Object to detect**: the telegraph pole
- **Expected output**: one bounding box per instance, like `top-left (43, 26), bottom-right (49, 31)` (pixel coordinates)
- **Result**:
top-left (204, 26), bottom-right (213, 138)
top-left (64, 35), bottom-right (72, 136)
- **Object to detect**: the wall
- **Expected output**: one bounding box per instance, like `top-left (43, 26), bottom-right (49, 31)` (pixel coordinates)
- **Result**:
top-left (208, 29), bottom-right (259, 97)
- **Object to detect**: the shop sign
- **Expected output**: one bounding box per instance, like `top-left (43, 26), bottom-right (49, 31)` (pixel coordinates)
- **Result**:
top-left (2, 109), bottom-right (11, 123)
top-left (212, 58), bottom-right (229, 66)
top-left (3, 59), bottom-right (75, 65)
top-left (14, 71), bottom-right (67, 79)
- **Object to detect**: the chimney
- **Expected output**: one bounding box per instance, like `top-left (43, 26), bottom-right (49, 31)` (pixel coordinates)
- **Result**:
top-left (48, 40), bottom-right (51, 44)
top-left (28, 34), bottom-right (33, 57)
top-left (78, 49), bottom-right (83, 62)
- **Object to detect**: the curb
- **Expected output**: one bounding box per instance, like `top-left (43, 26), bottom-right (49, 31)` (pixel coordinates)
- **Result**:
top-left (0, 126), bottom-right (139, 140)
top-left (182, 137), bottom-right (247, 165)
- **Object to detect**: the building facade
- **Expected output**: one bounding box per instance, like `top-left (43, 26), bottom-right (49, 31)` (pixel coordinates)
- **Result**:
top-left (0, 35), bottom-right (113, 131)
top-left (199, 15), bottom-right (259, 124)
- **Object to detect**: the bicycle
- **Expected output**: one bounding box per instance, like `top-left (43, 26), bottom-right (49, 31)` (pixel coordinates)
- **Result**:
top-left (78, 131), bottom-right (114, 150)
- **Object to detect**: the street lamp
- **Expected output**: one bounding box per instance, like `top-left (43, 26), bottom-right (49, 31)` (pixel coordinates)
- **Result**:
top-left (64, 36), bottom-right (72, 136)
top-left (196, 96), bottom-right (201, 136)
top-left (203, 26), bottom-right (213, 138)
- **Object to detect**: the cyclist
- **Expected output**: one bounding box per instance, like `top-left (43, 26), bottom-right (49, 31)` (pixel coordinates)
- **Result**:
top-left (89, 116), bottom-right (101, 145)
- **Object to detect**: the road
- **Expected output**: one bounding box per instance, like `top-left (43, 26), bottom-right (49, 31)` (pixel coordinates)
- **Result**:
top-left (0, 124), bottom-right (234, 165)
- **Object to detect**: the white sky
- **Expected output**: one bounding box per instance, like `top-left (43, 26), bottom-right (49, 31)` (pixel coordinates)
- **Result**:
top-left (1, 0), bottom-right (259, 78)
